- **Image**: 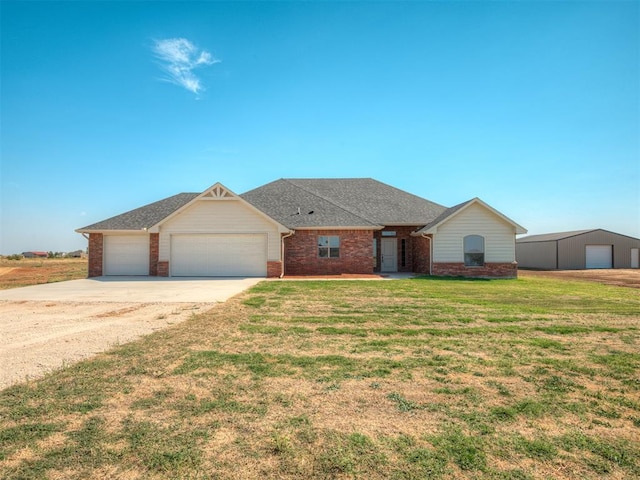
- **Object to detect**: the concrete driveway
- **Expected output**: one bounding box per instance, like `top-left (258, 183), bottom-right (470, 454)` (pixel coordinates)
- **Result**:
top-left (0, 276), bottom-right (263, 303)
top-left (0, 277), bottom-right (263, 389)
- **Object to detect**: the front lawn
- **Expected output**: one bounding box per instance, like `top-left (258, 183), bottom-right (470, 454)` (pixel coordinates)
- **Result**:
top-left (1, 276), bottom-right (638, 479)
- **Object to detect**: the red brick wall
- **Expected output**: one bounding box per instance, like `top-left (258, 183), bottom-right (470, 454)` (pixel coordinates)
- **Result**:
top-left (267, 261), bottom-right (281, 278)
top-left (158, 261), bottom-right (169, 277)
top-left (413, 234), bottom-right (432, 274)
top-left (432, 262), bottom-right (519, 279)
top-left (284, 230), bottom-right (374, 275)
top-left (149, 233), bottom-right (159, 276)
top-left (88, 233), bottom-right (103, 277)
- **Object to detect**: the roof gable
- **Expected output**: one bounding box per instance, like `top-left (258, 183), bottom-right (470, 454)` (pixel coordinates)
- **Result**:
top-left (413, 198), bottom-right (527, 235)
top-left (149, 182), bottom-right (290, 233)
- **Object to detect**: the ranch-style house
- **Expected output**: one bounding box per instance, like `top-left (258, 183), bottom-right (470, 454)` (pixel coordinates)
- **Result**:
top-left (76, 178), bottom-right (527, 278)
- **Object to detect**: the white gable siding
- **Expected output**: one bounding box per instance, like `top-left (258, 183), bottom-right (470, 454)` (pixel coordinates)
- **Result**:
top-left (433, 203), bottom-right (516, 263)
top-left (158, 200), bottom-right (281, 261)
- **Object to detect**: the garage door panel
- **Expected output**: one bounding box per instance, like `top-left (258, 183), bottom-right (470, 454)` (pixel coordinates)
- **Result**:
top-left (171, 234), bottom-right (266, 277)
top-left (586, 245), bottom-right (612, 269)
top-left (104, 236), bottom-right (150, 275)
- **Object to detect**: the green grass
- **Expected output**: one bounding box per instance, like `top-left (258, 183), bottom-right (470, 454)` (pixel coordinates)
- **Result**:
top-left (1, 275), bottom-right (638, 479)
top-left (430, 426), bottom-right (487, 471)
top-left (387, 392), bottom-right (420, 412)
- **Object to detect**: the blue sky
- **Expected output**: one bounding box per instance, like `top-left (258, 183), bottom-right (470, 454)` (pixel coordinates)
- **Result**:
top-left (1, 1), bottom-right (638, 254)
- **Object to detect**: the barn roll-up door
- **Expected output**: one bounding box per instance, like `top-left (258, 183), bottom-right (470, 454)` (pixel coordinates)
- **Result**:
top-left (585, 245), bottom-right (612, 269)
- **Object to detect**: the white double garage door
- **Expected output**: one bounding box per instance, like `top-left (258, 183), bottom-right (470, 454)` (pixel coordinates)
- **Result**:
top-left (104, 234), bottom-right (267, 277)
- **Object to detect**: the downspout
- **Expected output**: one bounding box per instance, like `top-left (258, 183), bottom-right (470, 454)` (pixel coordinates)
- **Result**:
top-left (280, 230), bottom-right (295, 278)
top-left (420, 233), bottom-right (432, 276)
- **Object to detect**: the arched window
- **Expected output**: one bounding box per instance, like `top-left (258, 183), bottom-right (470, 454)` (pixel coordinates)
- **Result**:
top-left (464, 235), bottom-right (484, 266)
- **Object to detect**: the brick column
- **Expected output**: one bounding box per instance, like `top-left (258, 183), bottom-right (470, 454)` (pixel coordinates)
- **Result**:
top-left (88, 233), bottom-right (103, 277)
top-left (149, 233), bottom-right (159, 276)
top-left (267, 261), bottom-right (282, 278)
top-left (413, 234), bottom-right (432, 274)
top-left (158, 261), bottom-right (169, 277)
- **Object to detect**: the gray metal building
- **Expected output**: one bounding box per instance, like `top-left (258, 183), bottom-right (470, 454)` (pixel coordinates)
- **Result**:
top-left (516, 229), bottom-right (640, 270)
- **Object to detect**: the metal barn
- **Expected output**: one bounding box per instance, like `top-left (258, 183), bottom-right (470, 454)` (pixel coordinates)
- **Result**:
top-left (516, 229), bottom-right (640, 270)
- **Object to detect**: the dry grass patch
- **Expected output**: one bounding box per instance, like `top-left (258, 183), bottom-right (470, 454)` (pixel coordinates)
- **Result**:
top-left (0, 258), bottom-right (87, 290)
top-left (1, 276), bottom-right (639, 479)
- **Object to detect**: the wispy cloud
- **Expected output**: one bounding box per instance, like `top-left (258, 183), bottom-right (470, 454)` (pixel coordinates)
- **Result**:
top-left (152, 38), bottom-right (220, 95)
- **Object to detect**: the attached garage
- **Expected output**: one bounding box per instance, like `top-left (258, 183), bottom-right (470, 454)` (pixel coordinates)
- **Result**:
top-left (170, 234), bottom-right (267, 277)
top-left (103, 235), bottom-right (149, 275)
top-left (516, 229), bottom-right (640, 270)
top-left (77, 184), bottom-right (290, 278)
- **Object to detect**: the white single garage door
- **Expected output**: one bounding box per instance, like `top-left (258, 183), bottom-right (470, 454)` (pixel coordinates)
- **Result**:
top-left (171, 234), bottom-right (267, 277)
top-left (585, 245), bottom-right (612, 269)
top-left (104, 235), bottom-right (150, 275)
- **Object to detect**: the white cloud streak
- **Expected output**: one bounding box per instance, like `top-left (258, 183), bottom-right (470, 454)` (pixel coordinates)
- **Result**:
top-left (152, 38), bottom-right (220, 95)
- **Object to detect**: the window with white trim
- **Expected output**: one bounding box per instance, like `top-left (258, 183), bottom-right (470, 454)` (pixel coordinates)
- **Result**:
top-left (464, 235), bottom-right (484, 266)
top-left (318, 236), bottom-right (340, 258)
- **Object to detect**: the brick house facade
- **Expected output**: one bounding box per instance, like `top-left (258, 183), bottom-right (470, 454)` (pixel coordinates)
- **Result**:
top-left (78, 179), bottom-right (526, 279)
top-left (284, 229), bottom-right (374, 275)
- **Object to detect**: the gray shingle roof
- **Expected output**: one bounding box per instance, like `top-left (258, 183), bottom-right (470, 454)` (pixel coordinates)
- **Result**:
top-left (516, 229), bottom-right (597, 243)
top-left (77, 179), bottom-right (450, 232)
top-left (77, 193), bottom-right (199, 231)
top-left (240, 178), bottom-right (447, 228)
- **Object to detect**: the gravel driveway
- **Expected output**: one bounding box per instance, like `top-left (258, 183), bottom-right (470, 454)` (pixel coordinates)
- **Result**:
top-left (0, 277), bottom-right (262, 389)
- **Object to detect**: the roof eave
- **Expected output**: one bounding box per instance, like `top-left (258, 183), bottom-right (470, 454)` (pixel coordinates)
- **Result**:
top-left (293, 225), bottom-right (384, 231)
top-left (411, 227), bottom-right (436, 236)
top-left (75, 229), bottom-right (150, 234)
top-left (380, 222), bottom-right (434, 227)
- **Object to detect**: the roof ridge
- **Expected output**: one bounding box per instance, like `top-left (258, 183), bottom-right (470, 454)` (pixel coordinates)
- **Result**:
top-left (516, 229), bottom-right (597, 242)
top-left (283, 179), bottom-right (380, 226)
top-left (369, 178), bottom-right (448, 210)
top-left (285, 177), bottom-right (447, 210)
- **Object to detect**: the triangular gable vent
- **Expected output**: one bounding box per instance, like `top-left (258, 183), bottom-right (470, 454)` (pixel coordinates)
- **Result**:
top-left (202, 185), bottom-right (234, 199)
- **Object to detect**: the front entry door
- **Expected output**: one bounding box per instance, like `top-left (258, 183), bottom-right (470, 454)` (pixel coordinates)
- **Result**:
top-left (381, 238), bottom-right (397, 272)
